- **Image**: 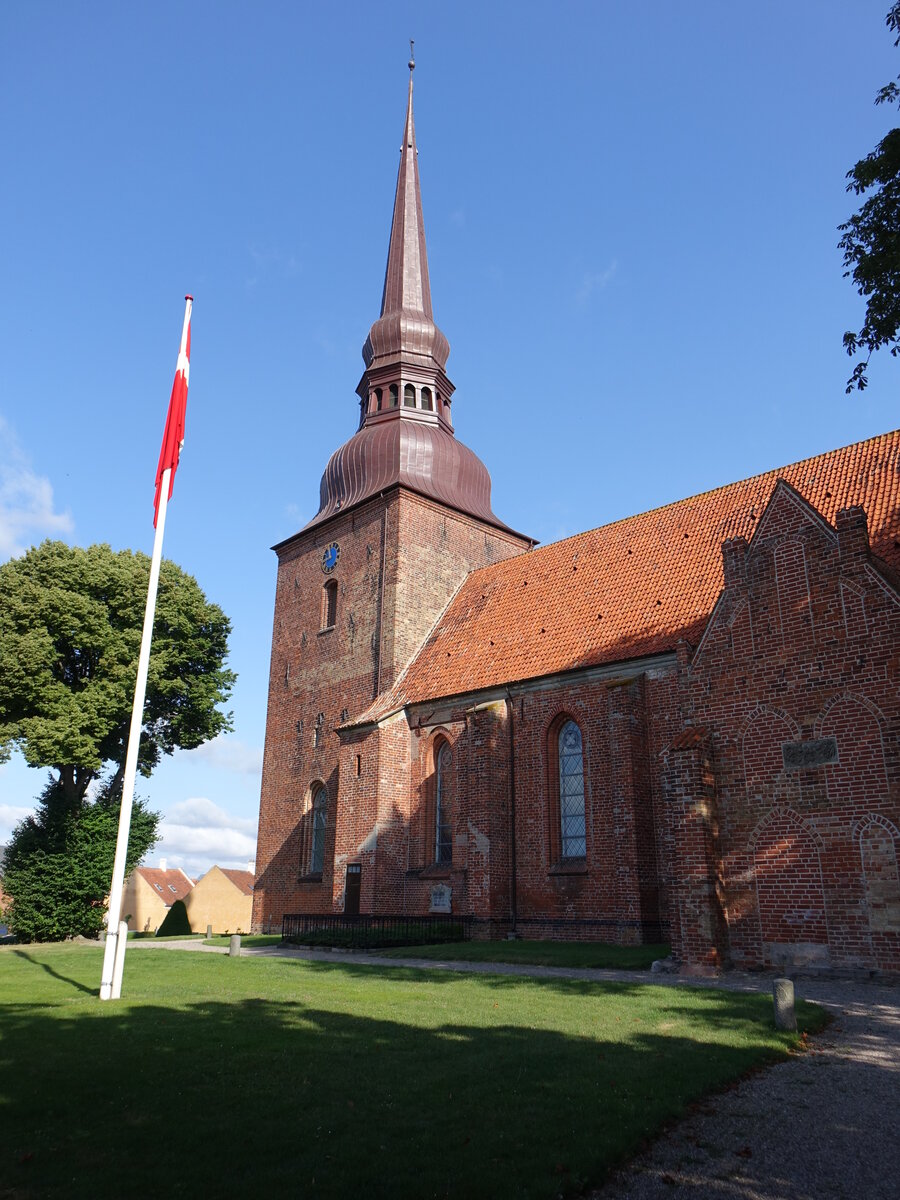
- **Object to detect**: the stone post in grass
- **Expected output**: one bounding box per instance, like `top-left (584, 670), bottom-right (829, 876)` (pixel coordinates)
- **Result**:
top-left (207, 924), bottom-right (213, 939)
top-left (229, 934), bottom-right (241, 958)
top-left (773, 978), bottom-right (796, 1030)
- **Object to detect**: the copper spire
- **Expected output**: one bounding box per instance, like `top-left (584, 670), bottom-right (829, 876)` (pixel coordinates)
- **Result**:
top-left (298, 59), bottom-right (522, 537)
top-left (361, 52), bottom-right (450, 376)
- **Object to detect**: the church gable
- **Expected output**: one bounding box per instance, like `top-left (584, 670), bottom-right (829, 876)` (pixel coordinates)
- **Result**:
top-left (681, 481), bottom-right (900, 972)
top-left (693, 478), bottom-right (900, 672)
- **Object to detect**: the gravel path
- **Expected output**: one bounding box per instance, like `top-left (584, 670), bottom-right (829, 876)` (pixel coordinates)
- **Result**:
top-left (129, 940), bottom-right (899, 1198)
top-left (589, 977), bottom-right (900, 1200)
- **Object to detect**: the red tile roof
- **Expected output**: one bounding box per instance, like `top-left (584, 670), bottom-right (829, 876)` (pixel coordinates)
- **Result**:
top-left (136, 867), bottom-right (194, 904)
top-left (353, 429), bottom-right (900, 721)
top-left (219, 869), bottom-right (254, 895)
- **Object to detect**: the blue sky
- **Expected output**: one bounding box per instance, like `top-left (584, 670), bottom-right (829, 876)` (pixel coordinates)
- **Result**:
top-left (1, 1), bottom-right (897, 877)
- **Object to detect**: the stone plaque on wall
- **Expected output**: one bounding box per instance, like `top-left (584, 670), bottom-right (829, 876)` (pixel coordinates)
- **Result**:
top-left (429, 884), bottom-right (452, 913)
top-left (781, 738), bottom-right (839, 771)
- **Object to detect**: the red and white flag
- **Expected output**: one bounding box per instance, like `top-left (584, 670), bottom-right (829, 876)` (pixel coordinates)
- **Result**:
top-left (153, 295), bottom-right (193, 526)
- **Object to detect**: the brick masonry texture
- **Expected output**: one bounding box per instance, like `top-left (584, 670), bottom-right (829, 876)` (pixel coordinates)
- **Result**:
top-left (252, 488), bottom-right (530, 931)
top-left (254, 437), bottom-right (900, 977)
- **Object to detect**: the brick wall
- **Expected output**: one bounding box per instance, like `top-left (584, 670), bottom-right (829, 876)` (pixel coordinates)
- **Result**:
top-left (680, 488), bottom-right (900, 972)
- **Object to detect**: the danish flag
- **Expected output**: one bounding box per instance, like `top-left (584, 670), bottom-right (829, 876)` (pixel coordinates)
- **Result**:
top-left (153, 295), bottom-right (193, 526)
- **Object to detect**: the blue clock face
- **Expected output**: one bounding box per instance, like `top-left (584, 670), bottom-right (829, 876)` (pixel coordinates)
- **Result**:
top-left (322, 543), bottom-right (340, 573)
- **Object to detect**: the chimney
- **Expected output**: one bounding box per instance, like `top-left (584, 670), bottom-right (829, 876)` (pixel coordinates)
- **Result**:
top-left (247, 860), bottom-right (256, 875)
top-left (159, 858), bottom-right (167, 872)
top-left (836, 506), bottom-right (869, 570)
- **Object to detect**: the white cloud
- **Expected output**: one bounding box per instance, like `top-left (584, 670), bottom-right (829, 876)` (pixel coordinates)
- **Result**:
top-left (165, 796), bottom-right (257, 834)
top-left (0, 417), bottom-right (74, 560)
top-left (575, 260), bottom-right (617, 306)
top-left (177, 735), bottom-right (263, 777)
top-left (155, 796), bottom-right (257, 879)
top-left (0, 802), bottom-right (35, 844)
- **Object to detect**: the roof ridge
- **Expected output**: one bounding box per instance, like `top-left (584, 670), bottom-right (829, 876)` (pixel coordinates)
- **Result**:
top-left (463, 427), bottom-right (900, 578)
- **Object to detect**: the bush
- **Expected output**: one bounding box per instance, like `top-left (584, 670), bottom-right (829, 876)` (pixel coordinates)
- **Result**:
top-left (3, 778), bottom-right (158, 943)
top-left (156, 900), bottom-right (192, 937)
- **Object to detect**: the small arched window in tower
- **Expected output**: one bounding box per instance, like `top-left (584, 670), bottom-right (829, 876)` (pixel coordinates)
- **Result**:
top-left (420, 386), bottom-right (433, 411)
top-left (404, 383), bottom-right (416, 407)
top-left (389, 384), bottom-right (399, 407)
top-left (375, 387), bottom-right (383, 411)
top-left (310, 785), bottom-right (327, 873)
top-left (435, 742), bottom-right (452, 865)
top-left (322, 579), bottom-right (338, 630)
top-left (558, 720), bottom-right (586, 859)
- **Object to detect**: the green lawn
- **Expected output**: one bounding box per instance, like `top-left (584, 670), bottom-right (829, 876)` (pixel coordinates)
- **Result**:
top-left (378, 939), bottom-right (670, 970)
top-left (0, 945), bottom-right (826, 1200)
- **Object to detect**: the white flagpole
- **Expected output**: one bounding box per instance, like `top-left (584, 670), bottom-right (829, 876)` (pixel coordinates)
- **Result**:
top-left (100, 297), bottom-right (191, 1001)
top-left (99, 464), bottom-right (172, 1000)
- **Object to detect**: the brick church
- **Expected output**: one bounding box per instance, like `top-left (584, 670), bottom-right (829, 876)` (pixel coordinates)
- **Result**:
top-left (252, 64), bottom-right (900, 975)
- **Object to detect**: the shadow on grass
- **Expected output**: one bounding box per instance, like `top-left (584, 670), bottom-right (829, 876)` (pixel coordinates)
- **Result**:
top-left (12, 949), bottom-right (95, 996)
top-left (283, 957), bottom-right (826, 1027)
top-left (0, 963), bottom-right (829, 1200)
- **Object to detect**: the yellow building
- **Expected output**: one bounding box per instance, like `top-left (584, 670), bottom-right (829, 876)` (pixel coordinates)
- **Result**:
top-left (184, 867), bottom-right (254, 935)
top-left (122, 865), bottom-right (195, 933)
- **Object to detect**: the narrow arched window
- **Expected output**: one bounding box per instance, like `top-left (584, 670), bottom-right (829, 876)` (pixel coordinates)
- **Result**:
top-left (309, 787), bottom-right (328, 873)
top-left (404, 383), bottom-right (416, 407)
top-left (420, 386), bottom-right (433, 411)
top-left (389, 384), bottom-right (399, 407)
top-left (435, 742), bottom-right (452, 865)
top-left (322, 580), bottom-right (337, 629)
top-left (558, 720), bottom-right (586, 859)
top-left (310, 785), bottom-right (327, 873)
top-left (375, 387), bottom-right (383, 411)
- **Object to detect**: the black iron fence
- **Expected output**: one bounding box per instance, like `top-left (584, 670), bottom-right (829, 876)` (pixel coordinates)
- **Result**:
top-left (281, 912), bottom-right (474, 949)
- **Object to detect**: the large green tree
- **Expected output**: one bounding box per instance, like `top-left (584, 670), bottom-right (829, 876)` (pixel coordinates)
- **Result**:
top-left (0, 541), bottom-right (235, 804)
top-left (0, 541), bottom-right (235, 941)
top-left (839, 3), bottom-right (900, 391)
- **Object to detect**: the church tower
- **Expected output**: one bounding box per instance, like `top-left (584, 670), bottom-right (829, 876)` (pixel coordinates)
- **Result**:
top-left (252, 60), bottom-right (532, 930)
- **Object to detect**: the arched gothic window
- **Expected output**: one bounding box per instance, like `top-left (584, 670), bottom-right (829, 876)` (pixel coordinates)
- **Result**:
top-left (558, 720), bottom-right (586, 859)
top-left (435, 742), bottom-right (452, 865)
top-left (310, 785), bottom-right (327, 874)
top-left (389, 384), bottom-right (399, 407)
top-left (420, 386), bottom-right (433, 411)
top-left (404, 383), bottom-right (416, 407)
top-left (375, 387), bottom-right (383, 411)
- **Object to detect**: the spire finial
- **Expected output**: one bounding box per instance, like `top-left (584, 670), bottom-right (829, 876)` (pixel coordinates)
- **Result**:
top-left (409, 39), bottom-right (415, 71)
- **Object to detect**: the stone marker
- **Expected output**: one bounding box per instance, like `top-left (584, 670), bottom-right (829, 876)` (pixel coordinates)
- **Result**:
top-left (229, 934), bottom-right (241, 958)
top-left (773, 977), bottom-right (797, 1030)
top-left (207, 924), bottom-right (213, 939)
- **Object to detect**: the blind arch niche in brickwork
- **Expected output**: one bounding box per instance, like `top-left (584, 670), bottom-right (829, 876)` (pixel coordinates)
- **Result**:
top-left (857, 816), bottom-right (900, 934)
top-left (817, 693), bottom-right (889, 804)
top-left (741, 706), bottom-right (800, 807)
top-left (751, 808), bottom-right (828, 966)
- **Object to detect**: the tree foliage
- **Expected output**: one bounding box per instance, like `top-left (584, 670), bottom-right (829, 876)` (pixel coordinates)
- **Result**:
top-left (3, 777), bottom-right (158, 942)
top-left (0, 541), bottom-right (235, 807)
top-left (0, 540), bottom-right (235, 941)
top-left (839, 3), bottom-right (900, 391)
